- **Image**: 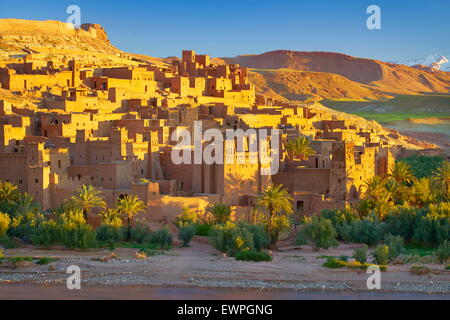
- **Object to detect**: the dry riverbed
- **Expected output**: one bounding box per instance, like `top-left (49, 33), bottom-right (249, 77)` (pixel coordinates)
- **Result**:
top-left (1, 240), bottom-right (449, 299)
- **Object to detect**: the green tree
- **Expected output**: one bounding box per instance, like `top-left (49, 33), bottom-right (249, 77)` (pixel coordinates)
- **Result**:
top-left (388, 162), bottom-right (414, 185)
top-left (352, 199), bottom-right (374, 218)
top-left (0, 212), bottom-right (11, 236)
top-left (116, 195), bottom-right (146, 240)
top-left (206, 203), bottom-right (232, 225)
top-left (0, 181), bottom-right (20, 204)
top-left (398, 155), bottom-right (444, 179)
top-left (99, 208), bottom-right (122, 226)
top-left (296, 216), bottom-right (339, 251)
top-left (285, 136), bottom-right (315, 161)
top-left (69, 185), bottom-right (106, 220)
top-left (364, 176), bottom-right (386, 201)
top-left (12, 193), bottom-right (40, 216)
top-left (432, 161), bottom-right (450, 201)
top-left (256, 184), bottom-right (293, 247)
top-left (363, 177), bottom-right (393, 219)
top-left (410, 178), bottom-right (435, 207)
top-left (178, 225), bottom-right (196, 247)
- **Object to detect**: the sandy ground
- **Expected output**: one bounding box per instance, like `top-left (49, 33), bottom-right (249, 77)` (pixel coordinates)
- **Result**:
top-left (1, 238), bottom-right (449, 299)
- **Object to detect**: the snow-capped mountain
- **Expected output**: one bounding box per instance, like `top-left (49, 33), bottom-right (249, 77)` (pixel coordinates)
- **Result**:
top-left (395, 54), bottom-right (450, 72)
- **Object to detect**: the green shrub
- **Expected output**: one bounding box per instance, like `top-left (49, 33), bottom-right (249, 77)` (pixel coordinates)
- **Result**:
top-left (6, 256), bottom-right (32, 262)
top-left (209, 222), bottom-right (254, 256)
top-left (178, 225), bottom-right (196, 247)
top-left (206, 203), bottom-right (232, 225)
top-left (63, 223), bottom-right (97, 249)
top-left (323, 257), bottom-right (347, 269)
top-left (145, 228), bottom-right (172, 250)
top-left (96, 224), bottom-right (126, 244)
top-left (60, 211), bottom-right (97, 249)
top-left (445, 265), bottom-right (450, 270)
top-left (176, 206), bottom-right (199, 226)
top-left (7, 213), bottom-right (38, 242)
top-left (413, 204), bottom-right (450, 246)
top-left (346, 261), bottom-right (370, 270)
top-left (353, 245), bottom-right (369, 264)
top-left (234, 250), bottom-right (272, 262)
top-left (373, 245), bottom-right (389, 265)
top-left (384, 234), bottom-right (405, 260)
top-left (31, 219), bottom-right (62, 246)
top-left (0, 212), bottom-right (10, 236)
top-left (0, 235), bottom-right (16, 249)
top-left (384, 208), bottom-right (418, 241)
top-left (344, 218), bottom-right (385, 246)
top-left (296, 217), bottom-right (338, 251)
top-left (130, 223), bottom-right (152, 244)
top-left (0, 248), bottom-right (3, 259)
top-left (435, 240), bottom-right (450, 264)
top-left (268, 215), bottom-right (291, 247)
top-left (195, 224), bottom-right (212, 237)
top-left (139, 248), bottom-right (162, 256)
top-left (321, 209), bottom-right (358, 240)
top-left (36, 257), bottom-right (56, 265)
top-left (238, 223), bottom-right (270, 252)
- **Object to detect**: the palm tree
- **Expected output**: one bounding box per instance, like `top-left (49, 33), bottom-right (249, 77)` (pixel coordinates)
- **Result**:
top-left (206, 203), bottom-right (232, 225)
top-left (256, 184), bottom-right (293, 246)
top-left (69, 185), bottom-right (106, 220)
top-left (410, 178), bottom-right (434, 207)
top-left (432, 161), bottom-right (450, 201)
top-left (352, 199), bottom-right (373, 218)
top-left (363, 176), bottom-right (386, 201)
top-left (0, 181), bottom-right (20, 204)
top-left (372, 191), bottom-right (394, 220)
top-left (285, 136), bottom-right (315, 161)
top-left (116, 195), bottom-right (146, 240)
top-left (362, 176), bottom-right (394, 219)
top-left (12, 193), bottom-right (40, 216)
top-left (388, 162), bottom-right (414, 185)
top-left (99, 208), bottom-right (122, 225)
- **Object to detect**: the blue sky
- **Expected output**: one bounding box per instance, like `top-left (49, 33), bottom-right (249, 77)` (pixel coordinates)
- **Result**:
top-left (1, 0), bottom-right (449, 61)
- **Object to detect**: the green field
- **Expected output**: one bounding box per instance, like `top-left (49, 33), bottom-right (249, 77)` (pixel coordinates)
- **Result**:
top-left (349, 112), bottom-right (442, 123)
top-left (322, 94), bottom-right (450, 123)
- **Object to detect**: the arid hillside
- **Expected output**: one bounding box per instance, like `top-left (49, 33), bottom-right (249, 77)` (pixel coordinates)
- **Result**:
top-left (249, 69), bottom-right (391, 101)
top-left (0, 19), bottom-right (169, 67)
top-left (224, 50), bottom-right (450, 100)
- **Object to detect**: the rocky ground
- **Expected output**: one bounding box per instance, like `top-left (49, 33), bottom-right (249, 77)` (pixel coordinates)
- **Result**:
top-left (1, 239), bottom-right (449, 299)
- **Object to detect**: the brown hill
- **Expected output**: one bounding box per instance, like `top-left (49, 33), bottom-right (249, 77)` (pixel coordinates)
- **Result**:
top-left (224, 50), bottom-right (450, 100)
top-left (249, 69), bottom-right (390, 101)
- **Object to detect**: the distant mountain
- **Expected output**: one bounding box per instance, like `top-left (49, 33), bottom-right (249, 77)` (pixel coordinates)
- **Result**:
top-left (223, 50), bottom-right (450, 101)
top-left (395, 54), bottom-right (450, 72)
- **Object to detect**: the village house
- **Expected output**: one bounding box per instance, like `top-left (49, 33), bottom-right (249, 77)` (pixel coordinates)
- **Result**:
top-left (0, 50), bottom-right (400, 222)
